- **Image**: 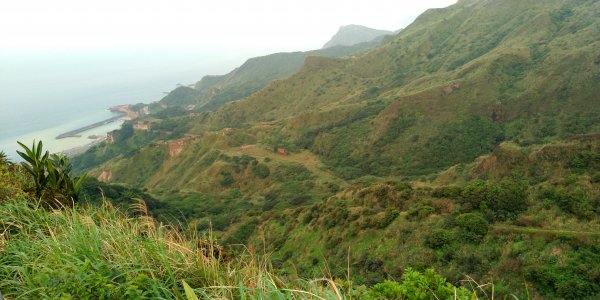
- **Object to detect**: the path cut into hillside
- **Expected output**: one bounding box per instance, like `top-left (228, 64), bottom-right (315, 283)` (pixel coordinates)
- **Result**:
top-left (492, 225), bottom-right (600, 238)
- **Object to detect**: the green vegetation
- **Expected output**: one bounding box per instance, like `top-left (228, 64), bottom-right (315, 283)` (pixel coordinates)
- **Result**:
top-left (239, 140), bottom-right (600, 298)
top-left (159, 38), bottom-right (385, 113)
top-left (71, 126), bottom-right (160, 174)
top-left (57, 0), bottom-right (600, 298)
top-left (0, 151), bottom-right (482, 299)
top-left (16, 140), bottom-right (86, 206)
top-left (460, 179), bottom-right (528, 221)
top-left (0, 196), bottom-right (354, 299)
top-left (361, 269), bottom-right (472, 300)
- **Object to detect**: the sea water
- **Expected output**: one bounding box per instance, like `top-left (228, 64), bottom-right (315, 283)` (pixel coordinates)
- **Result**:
top-left (0, 47), bottom-right (255, 160)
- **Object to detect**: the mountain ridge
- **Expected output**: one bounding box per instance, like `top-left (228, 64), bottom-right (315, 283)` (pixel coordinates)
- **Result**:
top-left (159, 37), bottom-right (386, 111)
top-left (322, 24), bottom-right (394, 48)
top-left (70, 1), bottom-right (600, 298)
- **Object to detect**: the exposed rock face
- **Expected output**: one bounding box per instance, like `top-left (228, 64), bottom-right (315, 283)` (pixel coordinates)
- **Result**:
top-left (98, 170), bottom-right (112, 182)
top-left (168, 139), bottom-right (189, 158)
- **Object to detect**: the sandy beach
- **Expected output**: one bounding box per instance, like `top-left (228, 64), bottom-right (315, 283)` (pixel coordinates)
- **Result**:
top-left (63, 136), bottom-right (106, 157)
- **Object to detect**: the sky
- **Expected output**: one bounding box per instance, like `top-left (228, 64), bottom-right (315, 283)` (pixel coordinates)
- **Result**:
top-left (0, 0), bottom-right (457, 52)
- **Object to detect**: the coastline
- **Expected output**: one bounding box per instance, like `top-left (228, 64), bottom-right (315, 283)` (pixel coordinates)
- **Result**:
top-left (59, 104), bottom-right (137, 157)
top-left (56, 105), bottom-right (135, 139)
top-left (63, 136), bottom-right (106, 157)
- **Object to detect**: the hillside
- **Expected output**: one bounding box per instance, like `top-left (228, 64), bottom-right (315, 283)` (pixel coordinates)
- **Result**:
top-left (198, 0), bottom-right (600, 177)
top-left (160, 38), bottom-right (385, 111)
top-left (0, 151), bottom-right (482, 299)
top-left (322, 24), bottom-right (393, 48)
top-left (70, 0), bottom-right (600, 298)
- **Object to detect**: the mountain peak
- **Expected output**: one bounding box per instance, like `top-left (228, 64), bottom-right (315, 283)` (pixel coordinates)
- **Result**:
top-left (322, 24), bottom-right (393, 49)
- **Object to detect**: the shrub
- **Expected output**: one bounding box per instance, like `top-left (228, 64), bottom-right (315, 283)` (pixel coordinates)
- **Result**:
top-left (252, 163), bottom-right (270, 179)
top-left (220, 172), bottom-right (234, 187)
top-left (432, 185), bottom-right (463, 199)
top-left (272, 163), bottom-right (313, 182)
top-left (455, 213), bottom-right (489, 243)
top-left (407, 204), bottom-right (436, 220)
top-left (540, 186), bottom-right (594, 219)
top-left (461, 180), bottom-right (527, 220)
top-left (362, 269), bottom-right (472, 300)
top-left (377, 208), bottom-right (399, 228)
top-left (425, 229), bottom-right (454, 249)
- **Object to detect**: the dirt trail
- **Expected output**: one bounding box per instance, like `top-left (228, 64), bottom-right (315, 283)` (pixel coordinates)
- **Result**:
top-left (492, 225), bottom-right (600, 237)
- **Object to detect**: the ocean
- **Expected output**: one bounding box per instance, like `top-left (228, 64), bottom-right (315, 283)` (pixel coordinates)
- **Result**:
top-left (0, 47), bottom-right (255, 160)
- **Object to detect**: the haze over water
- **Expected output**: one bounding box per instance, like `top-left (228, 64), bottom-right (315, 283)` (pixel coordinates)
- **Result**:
top-left (0, 47), bottom-right (256, 159)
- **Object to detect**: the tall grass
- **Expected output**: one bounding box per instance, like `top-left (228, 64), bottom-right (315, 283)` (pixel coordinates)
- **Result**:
top-left (0, 197), bottom-right (343, 299)
top-left (0, 195), bottom-right (510, 299)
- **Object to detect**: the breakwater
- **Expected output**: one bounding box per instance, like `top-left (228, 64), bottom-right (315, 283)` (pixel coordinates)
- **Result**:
top-left (56, 108), bottom-right (127, 139)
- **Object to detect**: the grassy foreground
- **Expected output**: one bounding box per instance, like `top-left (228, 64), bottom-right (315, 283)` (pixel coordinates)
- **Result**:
top-left (0, 196), bottom-right (481, 299)
top-left (0, 197), bottom-right (348, 299)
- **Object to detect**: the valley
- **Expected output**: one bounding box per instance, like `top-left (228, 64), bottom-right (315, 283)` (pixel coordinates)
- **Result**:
top-left (2, 0), bottom-right (600, 298)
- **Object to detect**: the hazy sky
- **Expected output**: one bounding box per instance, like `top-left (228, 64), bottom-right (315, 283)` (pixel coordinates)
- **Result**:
top-left (1, 0), bottom-right (457, 52)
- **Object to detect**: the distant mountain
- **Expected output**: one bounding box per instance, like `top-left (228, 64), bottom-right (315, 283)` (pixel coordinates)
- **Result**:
top-left (322, 24), bottom-right (393, 48)
top-left (159, 39), bottom-right (384, 111)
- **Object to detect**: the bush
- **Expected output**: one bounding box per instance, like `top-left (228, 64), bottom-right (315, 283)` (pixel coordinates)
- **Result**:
top-left (407, 204), bottom-right (435, 220)
top-left (425, 229), bottom-right (454, 249)
top-left (220, 172), bottom-right (235, 187)
top-left (455, 213), bottom-right (489, 243)
top-left (16, 141), bottom-right (87, 206)
top-left (540, 186), bottom-right (594, 219)
top-left (461, 180), bottom-right (528, 220)
top-left (432, 185), bottom-right (463, 199)
top-left (523, 247), bottom-right (600, 299)
top-left (377, 208), bottom-right (399, 228)
top-left (362, 269), bottom-right (472, 300)
top-left (272, 163), bottom-right (313, 182)
top-left (252, 163), bottom-right (270, 179)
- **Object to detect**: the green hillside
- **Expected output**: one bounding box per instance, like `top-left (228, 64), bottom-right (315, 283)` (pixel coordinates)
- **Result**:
top-left (70, 0), bottom-right (600, 298)
top-left (159, 38), bottom-right (386, 111)
top-left (200, 0), bottom-right (600, 178)
top-left (1, 153), bottom-right (479, 299)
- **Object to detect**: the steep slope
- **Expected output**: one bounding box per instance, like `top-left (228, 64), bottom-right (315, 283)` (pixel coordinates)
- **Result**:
top-left (248, 138), bottom-right (600, 299)
top-left (322, 24), bottom-right (393, 48)
top-left (71, 1), bottom-right (600, 297)
top-left (75, 0), bottom-right (600, 205)
top-left (75, 0), bottom-right (600, 206)
top-left (201, 0), bottom-right (600, 177)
